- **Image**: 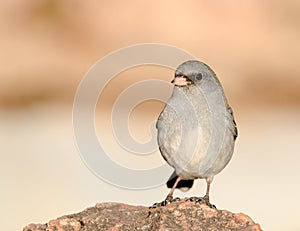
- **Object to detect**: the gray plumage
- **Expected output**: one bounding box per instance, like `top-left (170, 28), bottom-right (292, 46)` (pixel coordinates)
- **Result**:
top-left (156, 60), bottom-right (237, 203)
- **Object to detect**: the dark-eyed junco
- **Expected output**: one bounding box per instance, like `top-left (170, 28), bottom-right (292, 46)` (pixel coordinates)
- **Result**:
top-left (156, 60), bottom-right (237, 205)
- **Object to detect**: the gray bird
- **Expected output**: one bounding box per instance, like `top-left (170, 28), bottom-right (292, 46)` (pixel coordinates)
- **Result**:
top-left (156, 60), bottom-right (237, 205)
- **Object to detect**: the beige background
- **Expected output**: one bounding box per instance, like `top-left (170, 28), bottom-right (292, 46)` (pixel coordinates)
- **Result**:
top-left (1, 1), bottom-right (300, 230)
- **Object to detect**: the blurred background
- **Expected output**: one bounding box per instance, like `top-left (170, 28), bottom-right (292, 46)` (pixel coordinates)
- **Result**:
top-left (1, 1), bottom-right (300, 230)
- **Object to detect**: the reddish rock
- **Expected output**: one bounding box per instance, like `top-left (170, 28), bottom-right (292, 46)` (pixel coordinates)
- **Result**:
top-left (23, 198), bottom-right (262, 231)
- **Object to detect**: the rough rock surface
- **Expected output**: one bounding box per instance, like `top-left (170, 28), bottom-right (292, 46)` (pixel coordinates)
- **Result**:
top-left (23, 198), bottom-right (262, 231)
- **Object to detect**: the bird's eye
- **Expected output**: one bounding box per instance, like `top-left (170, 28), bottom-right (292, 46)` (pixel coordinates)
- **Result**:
top-left (196, 73), bottom-right (202, 80)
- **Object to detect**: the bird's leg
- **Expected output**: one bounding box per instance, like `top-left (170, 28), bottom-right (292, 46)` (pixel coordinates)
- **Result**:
top-left (165, 175), bottom-right (181, 202)
top-left (203, 177), bottom-right (212, 203)
top-left (189, 177), bottom-right (215, 208)
top-left (149, 175), bottom-right (181, 208)
top-left (203, 177), bottom-right (216, 208)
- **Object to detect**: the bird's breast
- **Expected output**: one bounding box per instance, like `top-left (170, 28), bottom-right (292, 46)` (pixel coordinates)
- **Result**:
top-left (157, 85), bottom-right (234, 179)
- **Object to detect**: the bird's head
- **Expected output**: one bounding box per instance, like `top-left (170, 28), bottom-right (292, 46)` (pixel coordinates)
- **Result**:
top-left (172, 60), bottom-right (217, 87)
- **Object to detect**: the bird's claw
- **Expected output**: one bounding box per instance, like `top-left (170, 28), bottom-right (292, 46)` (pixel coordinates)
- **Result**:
top-left (149, 196), bottom-right (180, 208)
top-left (187, 196), bottom-right (216, 209)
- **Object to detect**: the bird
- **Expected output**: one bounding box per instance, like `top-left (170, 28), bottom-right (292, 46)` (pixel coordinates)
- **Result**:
top-left (156, 60), bottom-right (237, 205)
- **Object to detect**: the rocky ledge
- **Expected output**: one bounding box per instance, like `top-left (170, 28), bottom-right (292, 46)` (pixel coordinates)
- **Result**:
top-left (24, 198), bottom-right (262, 231)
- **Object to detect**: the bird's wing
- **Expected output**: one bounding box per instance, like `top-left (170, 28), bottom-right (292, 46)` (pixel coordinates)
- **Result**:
top-left (226, 105), bottom-right (238, 140)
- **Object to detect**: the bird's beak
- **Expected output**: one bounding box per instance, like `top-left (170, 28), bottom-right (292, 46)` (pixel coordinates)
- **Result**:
top-left (171, 76), bottom-right (191, 87)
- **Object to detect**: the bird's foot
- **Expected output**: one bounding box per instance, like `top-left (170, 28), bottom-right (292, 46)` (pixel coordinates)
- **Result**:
top-left (187, 196), bottom-right (216, 209)
top-left (187, 196), bottom-right (205, 203)
top-left (149, 195), bottom-right (180, 208)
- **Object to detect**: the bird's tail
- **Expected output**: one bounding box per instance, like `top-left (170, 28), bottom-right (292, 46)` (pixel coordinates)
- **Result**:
top-left (167, 171), bottom-right (194, 192)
